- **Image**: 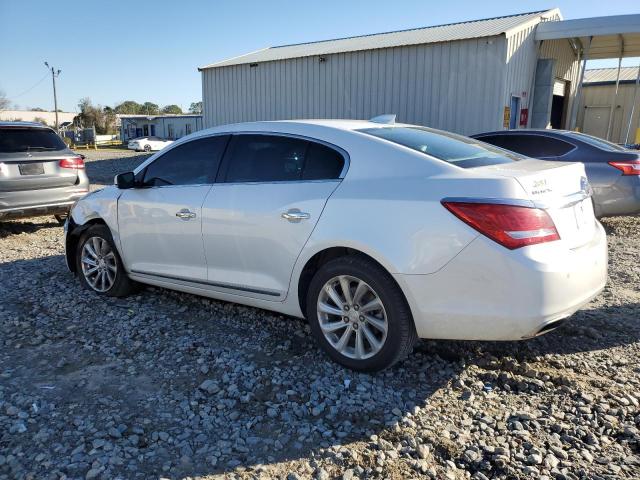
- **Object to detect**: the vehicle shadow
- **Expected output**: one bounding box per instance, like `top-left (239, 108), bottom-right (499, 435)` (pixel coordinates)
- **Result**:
top-left (0, 253), bottom-right (638, 478)
top-left (84, 154), bottom-right (151, 186)
top-left (0, 217), bottom-right (60, 238)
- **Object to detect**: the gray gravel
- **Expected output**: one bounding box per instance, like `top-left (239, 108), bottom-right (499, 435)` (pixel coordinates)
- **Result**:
top-left (1, 153), bottom-right (639, 479)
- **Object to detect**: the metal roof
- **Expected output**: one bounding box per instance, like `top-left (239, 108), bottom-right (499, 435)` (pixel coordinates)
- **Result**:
top-left (584, 67), bottom-right (640, 84)
top-left (200, 9), bottom-right (558, 70)
top-left (535, 14), bottom-right (640, 59)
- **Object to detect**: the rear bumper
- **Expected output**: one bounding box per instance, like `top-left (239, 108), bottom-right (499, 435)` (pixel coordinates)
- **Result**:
top-left (395, 221), bottom-right (608, 341)
top-left (0, 187), bottom-right (89, 220)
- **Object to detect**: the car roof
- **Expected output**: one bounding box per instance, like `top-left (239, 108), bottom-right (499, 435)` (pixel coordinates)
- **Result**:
top-left (0, 121), bottom-right (51, 129)
top-left (472, 129), bottom-right (571, 137)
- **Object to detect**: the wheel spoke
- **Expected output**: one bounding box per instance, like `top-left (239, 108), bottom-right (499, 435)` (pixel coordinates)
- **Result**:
top-left (339, 276), bottom-right (353, 305)
top-left (321, 320), bottom-right (348, 333)
top-left (355, 327), bottom-right (365, 359)
top-left (352, 280), bottom-right (368, 305)
top-left (360, 298), bottom-right (382, 313)
top-left (92, 237), bottom-right (102, 256)
top-left (335, 325), bottom-right (353, 352)
top-left (362, 324), bottom-right (383, 351)
top-left (84, 243), bottom-right (98, 259)
top-left (364, 314), bottom-right (387, 333)
top-left (318, 301), bottom-right (343, 316)
top-left (84, 265), bottom-right (99, 275)
top-left (324, 284), bottom-right (345, 309)
top-left (82, 257), bottom-right (98, 267)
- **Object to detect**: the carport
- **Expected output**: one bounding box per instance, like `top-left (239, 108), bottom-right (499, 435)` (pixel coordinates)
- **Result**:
top-left (535, 14), bottom-right (640, 142)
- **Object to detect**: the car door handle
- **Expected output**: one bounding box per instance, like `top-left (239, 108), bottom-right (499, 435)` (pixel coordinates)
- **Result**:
top-left (175, 209), bottom-right (196, 220)
top-left (281, 209), bottom-right (310, 222)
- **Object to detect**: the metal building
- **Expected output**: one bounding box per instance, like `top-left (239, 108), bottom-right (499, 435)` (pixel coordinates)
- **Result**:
top-left (200, 9), bottom-right (640, 136)
top-left (577, 67), bottom-right (640, 144)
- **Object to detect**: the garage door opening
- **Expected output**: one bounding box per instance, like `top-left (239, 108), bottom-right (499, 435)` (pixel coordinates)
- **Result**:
top-left (550, 79), bottom-right (569, 129)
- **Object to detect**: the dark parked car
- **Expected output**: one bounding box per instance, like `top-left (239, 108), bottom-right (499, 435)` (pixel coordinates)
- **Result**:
top-left (471, 129), bottom-right (640, 218)
top-left (0, 121), bottom-right (90, 223)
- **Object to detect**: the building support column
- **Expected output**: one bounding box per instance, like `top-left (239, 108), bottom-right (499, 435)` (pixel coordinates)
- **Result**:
top-left (606, 35), bottom-right (624, 140)
top-left (624, 66), bottom-right (640, 145)
top-left (569, 36), bottom-right (592, 131)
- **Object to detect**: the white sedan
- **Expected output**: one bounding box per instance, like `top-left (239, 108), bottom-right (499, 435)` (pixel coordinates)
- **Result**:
top-left (64, 117), bottom-right (607, 371)
top-left (127, 136), bottom-right (173, 152)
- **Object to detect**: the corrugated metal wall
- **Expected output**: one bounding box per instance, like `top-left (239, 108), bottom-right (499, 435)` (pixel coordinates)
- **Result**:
top-left (578, 83), bottom-right (640, 143)
top-left (201, 36), bottom-right (507, 135)
top-left (540, 38), bottom-right (579, 127)
top-left (504, 23), bottom-right (538, 119)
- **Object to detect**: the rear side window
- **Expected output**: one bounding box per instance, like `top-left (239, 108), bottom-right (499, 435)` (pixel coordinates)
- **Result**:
top-left (142, 135), bottom-right (228, 186)
top-left (0, 127), bottom-right (66, 152)
top-left (359, 127), bottom-right (519, 168)
top-left (222, 134), bottom-right (345, 182)
top-left (564, 132), bottom-right (628, 152)
top-left (302, 142), bottom-right (345, 180)
top-left (477, 134), bottom-right (574, 157)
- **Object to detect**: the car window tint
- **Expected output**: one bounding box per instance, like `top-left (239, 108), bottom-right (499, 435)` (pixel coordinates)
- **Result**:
top-left (224, 135), bottom-right (308, 182)
top-left (564, 131), bottom-right (628, 152)
top-left (143, 135), bottom-right (228, 187)
top-left (302, 142), bottom-right (345, 180)
top-left (0, 127), bottom-right (67, 152)
top-left (478, 134), bottom-right (574, 158)
top-left (359, 127), bottom-right (519, 168)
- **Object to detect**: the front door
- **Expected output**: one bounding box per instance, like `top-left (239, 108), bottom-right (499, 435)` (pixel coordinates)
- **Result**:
top-left (117, 135), bottom-right (229, 281)
top-left (202, 133), bottom-right (346, 299)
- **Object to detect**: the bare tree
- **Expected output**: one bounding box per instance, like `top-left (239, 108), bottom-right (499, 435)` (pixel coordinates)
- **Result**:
top-left (0, 90), bottom-right (10, 111)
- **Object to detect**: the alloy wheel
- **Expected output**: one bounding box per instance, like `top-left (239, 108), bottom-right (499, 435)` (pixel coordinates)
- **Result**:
top-left (80, 236), bottom-right (117, 293)
top-left (317, 275), bottom-right (388, 359)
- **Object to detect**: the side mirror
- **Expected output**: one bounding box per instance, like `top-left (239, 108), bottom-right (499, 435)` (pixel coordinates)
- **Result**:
top-left (115, 171), bottom-right (136, 189)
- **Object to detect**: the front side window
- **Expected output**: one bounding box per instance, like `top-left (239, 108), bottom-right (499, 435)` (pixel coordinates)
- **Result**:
top-left (359, 127), bottom-right (521, 168)
top-left (0, 127), bottom-right (66, 152)
top-left (142, 135), bottom-right (229, 187)
top-left (223, 134), bottom-right (344, 183)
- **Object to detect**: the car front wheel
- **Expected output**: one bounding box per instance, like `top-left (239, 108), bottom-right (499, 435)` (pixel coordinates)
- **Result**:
top-left (75, 225), bottom-right (135, 297)
top-left (143, 144), bottom-right (151, 152)
top-left (306, 255), bottom-right (417, 371)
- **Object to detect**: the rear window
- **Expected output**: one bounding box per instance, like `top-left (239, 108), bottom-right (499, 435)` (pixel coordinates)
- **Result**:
top-left (358, 126), bottom-right (521, 168)
top-left (564, 132), bottom-right (628, 152)
top-left (0, 127), bottom-right (67, 153)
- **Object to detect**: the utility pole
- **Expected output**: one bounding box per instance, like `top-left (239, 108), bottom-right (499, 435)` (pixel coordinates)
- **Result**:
top-left (44, 62), bottom-right (61, 132)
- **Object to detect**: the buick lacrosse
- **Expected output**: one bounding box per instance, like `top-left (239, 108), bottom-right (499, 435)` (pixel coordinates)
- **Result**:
top-left (64, 117), bottom-right (607, 371)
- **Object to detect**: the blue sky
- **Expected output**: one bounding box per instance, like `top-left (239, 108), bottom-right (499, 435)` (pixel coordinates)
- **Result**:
top-left (1, 0), bottom-right (638, 112)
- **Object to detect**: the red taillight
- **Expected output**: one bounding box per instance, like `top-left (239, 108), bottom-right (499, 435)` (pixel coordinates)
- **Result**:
top-left (442, 201), bottom-right (560, 249)
top-left (608, 160), bottom-right (640, 175)
top-left (59, 156), bottom-right (85, 169)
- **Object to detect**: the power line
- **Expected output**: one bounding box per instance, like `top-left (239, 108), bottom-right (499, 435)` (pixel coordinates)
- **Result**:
top-left (6, 72), bottom-right (50, 100)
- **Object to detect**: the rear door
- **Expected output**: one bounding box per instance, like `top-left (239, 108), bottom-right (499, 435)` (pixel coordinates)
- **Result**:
top-left (0, 126), bottom-right (79, 192)
top-left (118, 135), bottom-right (229, 281)
top-left (201, 133), bottom-right (346, 300)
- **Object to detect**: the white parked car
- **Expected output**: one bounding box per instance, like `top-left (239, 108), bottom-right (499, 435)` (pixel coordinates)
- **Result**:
top-left (127, 136), bottom-right (173, 152)
top-left (64, 118), bottom-right (607, 371)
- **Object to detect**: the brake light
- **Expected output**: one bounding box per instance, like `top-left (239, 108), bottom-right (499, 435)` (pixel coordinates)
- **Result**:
top-left (442, 201), bottom-right (560, 249)
top-left (608, 160), bottom-right (640, 175)
top-left (59, 156), bottom-right (85, 169)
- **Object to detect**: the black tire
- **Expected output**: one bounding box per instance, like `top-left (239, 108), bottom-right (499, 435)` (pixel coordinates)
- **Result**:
top-left (306, 255), bottom-right (418, 372)
top-left (143, 144), bottom-right (151, 152)
top-left (75, 224), bottom-right (136, 297)
top-left (54, 213), bottom-right (68, 225)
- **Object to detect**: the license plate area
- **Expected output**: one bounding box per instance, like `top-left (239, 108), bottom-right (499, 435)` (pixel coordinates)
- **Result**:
top-left (19, 163), bottom-right (44, 175)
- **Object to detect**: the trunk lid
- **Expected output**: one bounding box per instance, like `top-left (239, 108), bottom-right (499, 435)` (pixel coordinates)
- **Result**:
top-left (0, 150), bottom-right (80, 191)
top-left (474, 159), bottom-right (596, 249)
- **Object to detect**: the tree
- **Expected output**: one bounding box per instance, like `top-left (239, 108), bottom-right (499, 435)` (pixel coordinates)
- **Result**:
top-left (30, 107), bottom-right (47, 112)
top-left (141, 102), bottom-right (159, 115)
top-left (161, 104), bottom-right (183, 114)
top-left (75, 98), bottom-right (117, 134)
top-left (114, 100), bottom-right (142, 115)
top-left (33, 116), bottom-right (48, 126)
top-left (189, 101), bottom-right (202, 114)
top-left (0, 90), bottom-right (9, 111)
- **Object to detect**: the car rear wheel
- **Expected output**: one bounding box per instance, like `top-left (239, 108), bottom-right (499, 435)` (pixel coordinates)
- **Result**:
top-left (143, 144), bottom-right (152, 152)
top-left (75, 225), bottom-right (136, 297)
top-left (306, 255), bottom-right (417, 371)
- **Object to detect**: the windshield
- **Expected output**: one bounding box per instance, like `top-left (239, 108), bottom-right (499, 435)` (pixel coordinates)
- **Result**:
top-left (564, 131), bottom-right (628, 152)
top-left (358, 126), bottom-right (522, 168)
top-left (0, 127), bottom-right (67, 153)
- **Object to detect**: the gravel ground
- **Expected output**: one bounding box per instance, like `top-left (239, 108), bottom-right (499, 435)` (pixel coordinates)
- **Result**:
top-left (78, 148), bottom-right (151, 187)
top-left (1, 151), bottom-right (639, 479)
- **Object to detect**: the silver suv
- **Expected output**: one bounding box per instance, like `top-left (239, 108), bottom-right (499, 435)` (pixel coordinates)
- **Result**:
top-left (0, 121), bottom-right (90, 223)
